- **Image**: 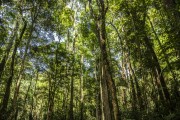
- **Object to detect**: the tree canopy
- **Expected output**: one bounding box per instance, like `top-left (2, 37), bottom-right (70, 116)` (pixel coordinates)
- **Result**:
top-left (0, 0), bottom-right (180, 120)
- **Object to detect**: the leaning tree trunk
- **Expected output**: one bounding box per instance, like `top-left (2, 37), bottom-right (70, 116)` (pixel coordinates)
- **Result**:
top-left (0, 22), bottom-right (18, 84)
top-left (0, 20), bottom-right (27, 119)
top-left (144, 36), bottom-right (171, 102)
top-left (11, 22), bottom-right (34, 120)
top-left (148, 17), bottom-right (179, 98)
top-left (130, 2), bottom-right (171, 106)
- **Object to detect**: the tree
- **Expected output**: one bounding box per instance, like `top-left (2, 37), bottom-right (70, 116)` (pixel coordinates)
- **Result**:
top-left (0, 0), bottom-right (180, 119)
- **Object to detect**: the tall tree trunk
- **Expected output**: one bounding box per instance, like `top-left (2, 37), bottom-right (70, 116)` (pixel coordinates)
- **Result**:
top-left (0, 22), bottom-right (18, 84)
top-left (130, 5), bottom-right (171, 105)
top-left (65, 32), bottom-right (70, 120)
top-left (69, 52), bottom-right (74, 120)
top-left (90, 0), bottom-right (121, 119)
top-left (29, 70), bottom-right (38, 120)
top-left (68, 31), bottom-right (76, 120)
top-left (128, 56), bottom-right (144, 110)
top-left (95, 58), bottom-right (102, 120)
top-left (80, 55), bottom-right (84, 120)
top-left (144, 36), bottom-right (171, 102)
top-left (95, 11), bottom-right (112, 120)
top-left (148, 17), bottom-right (179, 98)
top-left (130, 75), bottom-right (138, 119)
top-left (47, 43), bottom-right (60, 120)
top-left (11, 22), bottom-right (34, 120)
top-left (0, 20), bottom-right (27, 119)
top-left (100, 62), bottom-right (112, 120)
top-left (47, 76), bottom-right (54, 120)
top-left (20, 76), bottom-right (33, 119)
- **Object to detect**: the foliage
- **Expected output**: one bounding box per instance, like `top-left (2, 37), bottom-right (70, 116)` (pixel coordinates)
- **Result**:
top-left (0, 0), bottom-right (179, 120)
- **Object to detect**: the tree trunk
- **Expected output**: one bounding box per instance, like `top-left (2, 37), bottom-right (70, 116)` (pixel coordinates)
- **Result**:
top-left (95, 59), bottom-right (102, 120)
top-left (68, 31), bottom-right (76, 120)
top-left (0, 20), bottom-right (27, 119)
top-left (130, 6), bottom-right (171, 106)
top-left (11, 22), bottom-right (34, 119)
top-left (144, 36), bottom-right (171, 102)
top-left (79, 55), bottom-right (84, 120)
top-left (148, 17), bottom-right (179, 98)
top-left (130, 75), bottom-right (138, 119)
top-left (0, 22), bottom-right (18, 84)
top-left (93, 0), bottom-right (121, 119)
top-left (20, 76), bottom-right (33, 119)
top-left (128, 58), bottom-right (144, 110)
